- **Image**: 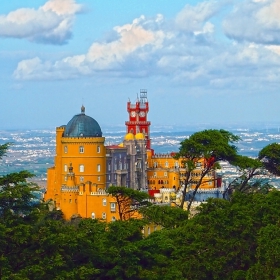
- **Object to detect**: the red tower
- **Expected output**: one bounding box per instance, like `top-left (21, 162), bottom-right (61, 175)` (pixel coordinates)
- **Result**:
top-left (125, 89), bottom-right (151, 149)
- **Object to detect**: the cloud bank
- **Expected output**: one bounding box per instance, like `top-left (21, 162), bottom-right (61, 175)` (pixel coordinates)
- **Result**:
top-left (224, 0), bottom-right (280, 45)
top-left (12, 0), bottom-right (280, 93)
top-left (0, 0), bottom-right (82, 45)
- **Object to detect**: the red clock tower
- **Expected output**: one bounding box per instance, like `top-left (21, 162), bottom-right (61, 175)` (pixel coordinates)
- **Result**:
top-left (125, 89), bottom-right (151, 149)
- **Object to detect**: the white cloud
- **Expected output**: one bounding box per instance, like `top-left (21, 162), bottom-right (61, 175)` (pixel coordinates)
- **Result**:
top-left (12, 0), bottom-right (280, 95)
top-left (175, 1), bottom-right (220, 34)
top-left (223, 0), bottom-right (280, 45)
top-left (0, 0), bottom-right (82, 44)
top-left (14, 14), bottom-right (169, 79)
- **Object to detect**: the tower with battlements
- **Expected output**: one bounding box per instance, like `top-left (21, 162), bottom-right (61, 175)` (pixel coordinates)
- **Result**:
top-left (125, 89), bottom-right (151, 149)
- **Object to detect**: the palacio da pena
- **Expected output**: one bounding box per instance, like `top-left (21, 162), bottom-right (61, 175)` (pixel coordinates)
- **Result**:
top-left (45, 90), bottom-right (219, 220)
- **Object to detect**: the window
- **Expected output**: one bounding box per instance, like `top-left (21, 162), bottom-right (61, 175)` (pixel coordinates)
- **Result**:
top-left (165, 161), bottom-right (169, 167)
top-left (147, 227), bottom-right (150, 235)
top-left (64, 146), bottom-right (68, 153)
top-left (64, 176), bottom-right (67, 181)
top-left (102, 198), bottom-right (107, 206)
top-left (110, 202), bottom-right (116, 212)
top-left (98, 176), bottom-right (100, 181)
top-left (69, 199), bottom-right (72, 203)
top-left (64, 164), bottom-right (68, 172)
top-left (114, 163), bottom-right (117, 170)
top-left (154, 162), bottom-right (157, 168)
top-left (111, 216), bottom-right (116, 222)
top-left (79, 146), bottom-right (84, 153)
top-left (97, 164), bottom-right (101, 172)
top-left (108, 174), bottom-right (111, 180)
top-left (102, 212), bottom-right (106, 219)
top-left (80, 176), bottom-right (84, 182)
top-left (97, 146), bottom-right (100, 153)
top-left (164, 172), bottom-right (167, 177)
top-left (108, 162), bottom-right (111, 171)
top-left (79, 164), bottom-right (84, 172)
top-left (91, 212), bottom-right (95, 219)
top-left (119, 162), bottom-right (122, 170)
top-left (154, 172), bottom-right (157, 177)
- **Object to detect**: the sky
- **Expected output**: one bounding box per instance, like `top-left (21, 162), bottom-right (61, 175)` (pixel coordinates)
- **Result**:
top-left (1, 0), bottom-right (280, 130)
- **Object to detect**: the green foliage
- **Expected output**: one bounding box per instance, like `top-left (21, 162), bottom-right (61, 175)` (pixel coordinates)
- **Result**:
top-left (107, 186), bottom-right (150, 220)
top-left (259, 142), bottom-right (280, 176)
top-left (0, 143), bottom-right (10, 159)
top-left (2, 135), bottom-right (280, 279)
top-left (140, 205), bottom-right (189, 229)
top-left (139, 191), bottom-right (280, 279)
top-left (0, 144), bottom-right (39, 220)
top-left (176, 129), bottom-right (240, 209)
top-left (1, 189), bottom-right (280, 279)
top-left (177, 129), bottom-right (239, 162)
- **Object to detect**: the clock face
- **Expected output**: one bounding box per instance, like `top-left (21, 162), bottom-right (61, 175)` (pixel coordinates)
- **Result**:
top-left (130, 111), bottom-right (136, 117)
top-left (139, 111), bottom-right (146, 117)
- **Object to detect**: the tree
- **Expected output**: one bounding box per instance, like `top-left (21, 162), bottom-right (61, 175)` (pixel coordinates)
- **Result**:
top-left (107, 186), bottom-right (150, 221)
top-left (140, 204), bottom-right (189, 229)
top-left (139, 191), bottom-right (280, 279)
top-left (259, 142), bottom-right (280, 176)
top-left (0, 143), bottom-right (40, 220)
top-left (175, 129), bottom-right (239, 210)
top-left (0, 143), bottom-right (10, 158)
top-left (223, 155), bottom-right (271, 198)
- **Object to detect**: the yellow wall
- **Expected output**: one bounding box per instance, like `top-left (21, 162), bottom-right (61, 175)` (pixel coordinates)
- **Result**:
top-left (146, 151), bottom-right (216, 191)
top-left (45, 126), bottom-right (109, 220)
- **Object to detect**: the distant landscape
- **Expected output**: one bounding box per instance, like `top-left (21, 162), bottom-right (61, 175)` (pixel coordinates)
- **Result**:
top-left (1, 125), bottom-right (280, 184)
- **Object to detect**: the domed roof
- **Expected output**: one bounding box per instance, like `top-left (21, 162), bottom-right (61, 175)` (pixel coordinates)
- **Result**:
top-left (64, 106), bottom-right (102, 137)
top-left (135, 132), bottom-right (145, 140)
top-left (124, 132), bottom-right (135, 141)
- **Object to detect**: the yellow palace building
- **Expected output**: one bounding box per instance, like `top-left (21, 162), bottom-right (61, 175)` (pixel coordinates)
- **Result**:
top-left (45, 106), bottom-right (118, 220)
top-left (45, 92), bottom-right (219, 220)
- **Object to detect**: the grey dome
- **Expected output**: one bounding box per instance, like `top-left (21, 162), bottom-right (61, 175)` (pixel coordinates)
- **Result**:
top-left (64, 107), bottom-right (102, 137)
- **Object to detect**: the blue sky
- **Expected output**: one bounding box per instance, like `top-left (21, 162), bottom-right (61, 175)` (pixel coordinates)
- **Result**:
top-left (1, 0), bottom-right (280, 129)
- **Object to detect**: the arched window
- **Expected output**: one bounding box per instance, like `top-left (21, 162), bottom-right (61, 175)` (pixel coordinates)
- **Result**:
top-left (91, 212), bottom-right (95, 219)
top-left (97, 146), bottom-right (100, 153)
top-left (97, 164), bottom-right (101, 172)
top-left (79, 165), bottom-right (84, 172)
top-left (102, 213), bottom-right (106, 219)
top-left (79, 146), bottom-right (84, 153)
top-left (64, 164), bottom-right (68, 172)
top-left (64, 146), bottom-right (68, 153)
top-left (102, 198), bottom-right (107, 206)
